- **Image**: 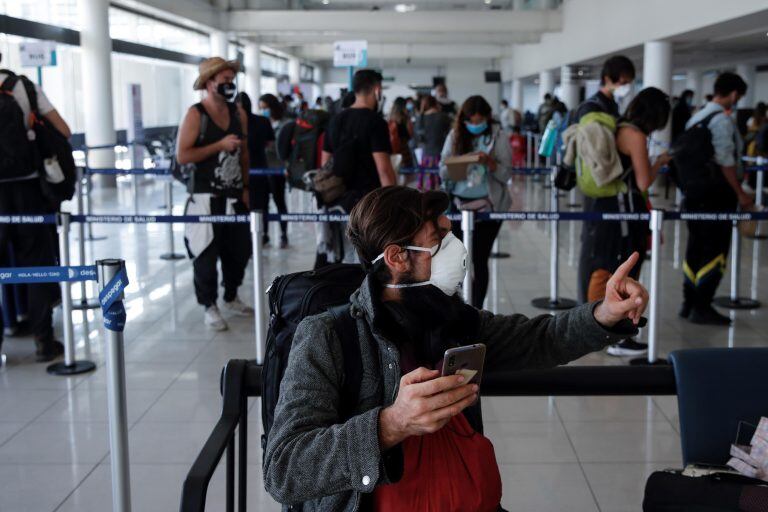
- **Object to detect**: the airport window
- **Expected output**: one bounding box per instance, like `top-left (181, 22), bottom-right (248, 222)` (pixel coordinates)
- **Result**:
top-left (108, 6), bottom-right (209, 57)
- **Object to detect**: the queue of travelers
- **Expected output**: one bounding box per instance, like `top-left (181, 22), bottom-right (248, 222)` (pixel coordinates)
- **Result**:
top-left (0, 48), bottom-right (768, 398)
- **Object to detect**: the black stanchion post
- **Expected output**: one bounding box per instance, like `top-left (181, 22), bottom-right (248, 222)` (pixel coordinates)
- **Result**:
top-left (461, 210), bottom-right (475, 305)
top-left (631, 209), bottom-right (667, 366)
top-left (532, 169), bottom-right (577, 310)
top-left (160, 179), bottom-right (184, 260)
top-left (97, 259), bottom-right (132, 512)
top-left (713, 221), bottom-right (760, 310)
top-left (250, 211), bottom-right (266, 363)
top-left (47, 212), bottom-right (96, 376)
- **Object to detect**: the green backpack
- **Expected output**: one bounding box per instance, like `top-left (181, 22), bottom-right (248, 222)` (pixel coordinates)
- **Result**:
top-left (575, 112), bottom-right (628, 198)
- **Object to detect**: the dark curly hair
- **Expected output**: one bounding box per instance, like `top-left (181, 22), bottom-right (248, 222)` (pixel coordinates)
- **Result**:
top-left (347, 186), bottom-right (450, 283)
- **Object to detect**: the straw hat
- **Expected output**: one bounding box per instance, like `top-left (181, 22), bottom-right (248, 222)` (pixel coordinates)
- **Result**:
top-left (193, 57), bottom-right (240, 90)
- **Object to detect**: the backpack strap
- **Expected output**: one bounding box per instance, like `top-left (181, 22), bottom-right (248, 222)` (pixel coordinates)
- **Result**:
top-left (328, 303), bottom-right (363, 420)
top-left (193, 103), bottom-right (209, 145)
top-left (18, 75), bottom-right (40, 121)
top-left (696, 111), bottom-right (721, 130)
top-left (1, 72), bottom-right (20, 97)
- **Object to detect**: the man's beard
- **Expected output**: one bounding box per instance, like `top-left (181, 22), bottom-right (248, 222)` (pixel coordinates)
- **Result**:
top-left (389, 284), bottom-right (480, 365)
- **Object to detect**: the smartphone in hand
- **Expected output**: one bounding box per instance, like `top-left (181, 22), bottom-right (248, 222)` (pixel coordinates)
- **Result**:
top-left (441, 344), bottom-right (486, 387)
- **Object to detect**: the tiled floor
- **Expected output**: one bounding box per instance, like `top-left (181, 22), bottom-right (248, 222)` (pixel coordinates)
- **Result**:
top-left (1, 175), bottom-right (766, 511)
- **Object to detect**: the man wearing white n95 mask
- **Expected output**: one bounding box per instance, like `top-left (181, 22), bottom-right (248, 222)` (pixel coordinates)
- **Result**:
top-left (264, 186), bottom-right (649, 512)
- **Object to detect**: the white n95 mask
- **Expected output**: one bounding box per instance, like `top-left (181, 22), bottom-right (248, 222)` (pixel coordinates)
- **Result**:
top-left (373, 232), bottom-right (468, 296)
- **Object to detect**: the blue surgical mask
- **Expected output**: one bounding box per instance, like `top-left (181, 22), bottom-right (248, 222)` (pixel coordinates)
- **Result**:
top-left (261, 108), bottom-right (271, 118)
top-left (406, 102), bottom-right (415, 112)
top-left (465, 121), bottom-right (488, 135)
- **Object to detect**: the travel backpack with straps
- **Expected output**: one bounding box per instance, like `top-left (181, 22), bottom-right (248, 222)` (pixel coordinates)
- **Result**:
top-left (282, 109), bottom-right (330, 191)
top-left (0, 71), bottom-right (38, 181)
top-left (670, 111), bottom-right (723, 195)
top-left (170, 103), bottom-right (210, 187)
top-left (261, 264), bottom-right (367, 460)
top-left (574, 111), bottom-right (629, 198)
top-left (19, 74), bottom-right (77, 205)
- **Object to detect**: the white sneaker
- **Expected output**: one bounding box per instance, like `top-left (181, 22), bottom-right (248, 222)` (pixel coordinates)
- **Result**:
top-left (204, 305), bottom-right (229, 331)
top-left (222, 297), bottom-right (254, 316)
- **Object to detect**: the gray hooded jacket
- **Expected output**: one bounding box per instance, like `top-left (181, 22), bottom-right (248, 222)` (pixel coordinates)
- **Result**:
top-left (263, 276), bottom-right (637, 511)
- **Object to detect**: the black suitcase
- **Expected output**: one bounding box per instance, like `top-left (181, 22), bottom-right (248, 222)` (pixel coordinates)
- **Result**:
top-left (643, 470), bottom-right (768, 511)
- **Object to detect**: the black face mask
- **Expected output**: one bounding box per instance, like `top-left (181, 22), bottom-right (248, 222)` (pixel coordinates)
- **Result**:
top-left (216, 82), bottom-right (237, 102)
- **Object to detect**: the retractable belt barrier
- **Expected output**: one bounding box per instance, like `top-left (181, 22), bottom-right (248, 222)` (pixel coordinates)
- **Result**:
top-left (179, 360), bottom-right (677, 512)
top-left (0, 258), bottom-right (132, 512)
top-left (5, 206), bottom-right (765, 370)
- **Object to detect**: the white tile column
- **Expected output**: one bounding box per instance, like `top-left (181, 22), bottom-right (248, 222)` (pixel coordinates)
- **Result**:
top-left (244, 42), bottom-right (262, 103)
top-left (643, 40), bottom-right (673, 145)
top-left (78, 0), bottom-right (116, 187)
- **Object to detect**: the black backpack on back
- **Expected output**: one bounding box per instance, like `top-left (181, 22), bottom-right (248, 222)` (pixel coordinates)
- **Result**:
top-left (670, 112), bottom-right (723, 194)
top-left (283, 109), bottom-right (330, 190)
top-left (756, 123), bottom-right (768, 156)
top-left (261, 264), bottom-right (367, 455)
top-left (19, 76), bottom-right (77, 205)
top-left (170, 103), bottom-right (210, 188)
top-left (0, 72), bottom-right (38, 181)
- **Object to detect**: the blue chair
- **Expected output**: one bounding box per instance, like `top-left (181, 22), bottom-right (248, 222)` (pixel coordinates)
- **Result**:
top-left (670, 348), bottom-right (768, 467)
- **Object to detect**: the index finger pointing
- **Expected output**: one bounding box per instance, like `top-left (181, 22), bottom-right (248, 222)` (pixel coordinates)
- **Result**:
top-left (610, 252), bottom-right (639, 282)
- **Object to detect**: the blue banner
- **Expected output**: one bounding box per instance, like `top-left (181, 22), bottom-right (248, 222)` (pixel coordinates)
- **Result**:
top-left (99, 267), bottom-right (128, 332)
top-left (0, 214), bottom-right (57, 225)
top-left (0, 265), bottom-right (97, 284)
top-left (249, 168), bottom-right (286, 176)
top-left (70, 214), bottom-right (250, 224)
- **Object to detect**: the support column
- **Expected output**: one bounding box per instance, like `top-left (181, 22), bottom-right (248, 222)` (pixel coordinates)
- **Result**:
top-left (513, 0), bottom-right (526, 10)
top-left (737, 63), bottom-right (756, 108)
top-left (244, 42), bottom-right (262, 104)
top-left (538, 69), bottom-right (554, 104)
top-left (560, 65), bottom-right (580, 111)
top-left (686, 68), bottom-right (703, 107)
top-left (643, 41), bottom-right (673, 145)
top-left (210, 31), bottom-right (229, 58)
top-left (78, 0), bottom-right (116, 187)
top-left (511, 78), bottom-right (523, 112)
top-left (288, 57), bottom-right (301, 86)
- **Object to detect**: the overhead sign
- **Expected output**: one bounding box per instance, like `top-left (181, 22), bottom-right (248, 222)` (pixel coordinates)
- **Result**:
top-left (333, 40), bottom-right (368, 68)
top-left (19, 41), bottom-right (57, 68)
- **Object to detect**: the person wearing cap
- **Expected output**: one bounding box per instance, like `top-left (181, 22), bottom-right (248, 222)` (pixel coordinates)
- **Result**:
top-left (176, 57), bottom-right (253, 331)
top-left (264, 186), bottom-right (650, 511)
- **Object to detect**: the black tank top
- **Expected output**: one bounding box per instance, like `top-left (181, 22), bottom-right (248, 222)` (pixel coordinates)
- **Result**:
top-left (189, 102), bottom-right (243, 197)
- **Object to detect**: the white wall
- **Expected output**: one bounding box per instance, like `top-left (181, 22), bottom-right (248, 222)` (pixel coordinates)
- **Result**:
top-left (509, 0), bottom-right (768, 79)
top-left (324, 62), bottom-right (502, 110)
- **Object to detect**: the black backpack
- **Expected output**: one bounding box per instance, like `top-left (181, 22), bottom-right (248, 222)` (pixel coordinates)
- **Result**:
top-left (170, 103), bottom-right (210, 187)
top-left (261, 264), bottom-right (367, 456)
top-left (670, 112), bottom-right (722, 194)
top-left (282, 109), bottom-right (330, 190)
top-left (0, 71), bottom-right (38, 181)
top-left (756, 123), bottom-right (768, 156)
top-left (20, 76), bottom-right (76, 205)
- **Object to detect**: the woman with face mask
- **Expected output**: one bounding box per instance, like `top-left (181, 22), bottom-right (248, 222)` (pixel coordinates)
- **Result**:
top-left (388, 97), bottom-right (415, 169)
top-left (439, 95), bottom-right (512, 308)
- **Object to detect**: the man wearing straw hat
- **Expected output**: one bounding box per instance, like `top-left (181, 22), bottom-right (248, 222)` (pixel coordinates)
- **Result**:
top-left (177, 57), bottom-right (253, 331)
